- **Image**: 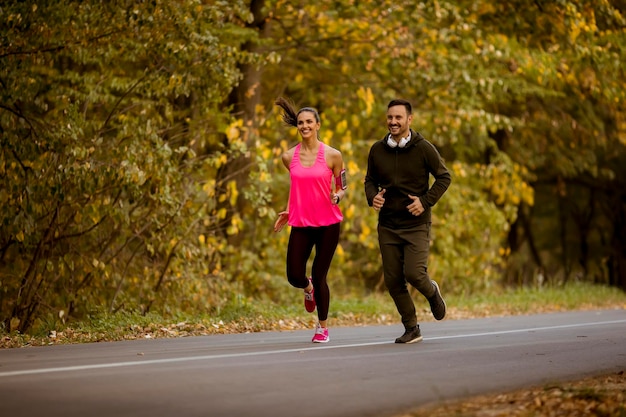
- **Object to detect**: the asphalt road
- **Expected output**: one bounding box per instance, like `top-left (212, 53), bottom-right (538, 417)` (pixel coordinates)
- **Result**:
top-left (1, 309), bottom-right (624, 417)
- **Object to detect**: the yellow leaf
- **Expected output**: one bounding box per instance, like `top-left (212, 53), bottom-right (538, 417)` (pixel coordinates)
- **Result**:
top-left (336, 119), bottom-right (348, 134)
top-left (10, 317), bottom-right (20, 332)
top-left (347, 160), bottom-right (359, 175)
top-left (228, 180), bottom-right (238, 206)
top-left (203, 179), bottom-right (216, 196)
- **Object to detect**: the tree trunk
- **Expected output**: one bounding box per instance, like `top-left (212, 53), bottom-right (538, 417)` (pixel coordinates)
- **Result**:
top-left (215, 0), bottom-right (269, 244)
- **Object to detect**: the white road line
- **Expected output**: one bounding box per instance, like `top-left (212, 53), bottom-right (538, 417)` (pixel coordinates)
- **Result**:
top-left (429, 319), bottom-right (626, 340)
top-left (1, 319), bottom-right (624, 378)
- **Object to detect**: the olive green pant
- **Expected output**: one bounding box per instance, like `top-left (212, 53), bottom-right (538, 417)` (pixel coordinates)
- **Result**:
top-left (378, 223), bottom-right (435, 329)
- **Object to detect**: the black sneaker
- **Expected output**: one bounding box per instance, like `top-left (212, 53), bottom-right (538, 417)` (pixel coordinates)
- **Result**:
top-left (428, 280), bottom-right (446, 320)
top-left (395, 325), bottom-right (423, 344)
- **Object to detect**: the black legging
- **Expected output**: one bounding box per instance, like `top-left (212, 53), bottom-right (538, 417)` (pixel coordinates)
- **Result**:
top-left (286, 222), bottom-right (340, 321)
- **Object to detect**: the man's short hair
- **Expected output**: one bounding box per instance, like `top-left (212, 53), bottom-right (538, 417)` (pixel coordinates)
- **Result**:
top-left (387, 99), bottom-right (412, 115)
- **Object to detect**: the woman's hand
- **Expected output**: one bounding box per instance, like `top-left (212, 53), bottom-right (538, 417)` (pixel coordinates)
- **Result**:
top-left (331, 190), bottom-right (345, 205)
top-left (274, 211), bottom-right (289, 232)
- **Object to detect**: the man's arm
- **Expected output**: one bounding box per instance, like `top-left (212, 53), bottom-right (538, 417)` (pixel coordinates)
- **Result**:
top-left (421, 141), bottom-right (451, 208)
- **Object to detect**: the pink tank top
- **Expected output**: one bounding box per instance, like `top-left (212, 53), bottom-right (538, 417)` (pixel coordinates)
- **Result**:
top-left (289, 142), bottom-right (343, 227)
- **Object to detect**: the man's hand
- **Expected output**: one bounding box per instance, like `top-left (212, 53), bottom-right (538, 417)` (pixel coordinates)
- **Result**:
top-left (373, 189), bottom-right (386, 211)
top-left (407, 195), bottom-right (425, 216)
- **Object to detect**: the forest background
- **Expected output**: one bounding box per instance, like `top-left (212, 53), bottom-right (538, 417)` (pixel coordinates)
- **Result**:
top-left (1, 0), bottom-right (625, 334)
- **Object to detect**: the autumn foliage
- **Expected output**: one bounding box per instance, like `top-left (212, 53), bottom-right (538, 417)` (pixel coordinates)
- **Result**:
top-left (1, 0), bottom-right (625, 332)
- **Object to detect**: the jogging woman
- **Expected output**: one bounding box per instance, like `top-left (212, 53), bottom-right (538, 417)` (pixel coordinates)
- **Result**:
top-left (273, 97), bottom-right (346, 343)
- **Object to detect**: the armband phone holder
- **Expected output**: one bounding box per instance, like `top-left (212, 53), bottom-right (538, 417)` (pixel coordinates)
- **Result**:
top-left (336, 169), bottom-right (347, 190)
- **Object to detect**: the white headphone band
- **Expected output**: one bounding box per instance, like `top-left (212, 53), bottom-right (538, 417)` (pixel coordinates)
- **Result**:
top-left (387, 133), bottom-right (410, 148)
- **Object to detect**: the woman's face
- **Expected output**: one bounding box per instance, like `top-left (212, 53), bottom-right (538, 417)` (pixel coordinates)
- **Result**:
top-left (297, 111), bottom-right (320, 140)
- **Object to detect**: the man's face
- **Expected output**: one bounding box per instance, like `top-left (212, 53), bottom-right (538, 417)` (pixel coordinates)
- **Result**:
top-left (386, 105), bottom-right (412, 138)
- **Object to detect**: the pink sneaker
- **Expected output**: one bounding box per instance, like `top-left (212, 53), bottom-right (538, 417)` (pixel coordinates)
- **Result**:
top-left (312, 325), bottom-right (329, 343)
top-left (304, 278), bottom-right (316, 313)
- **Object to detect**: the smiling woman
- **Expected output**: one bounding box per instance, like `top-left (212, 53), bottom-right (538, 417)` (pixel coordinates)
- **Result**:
top-left (273, 97), bottom-right (347, 343)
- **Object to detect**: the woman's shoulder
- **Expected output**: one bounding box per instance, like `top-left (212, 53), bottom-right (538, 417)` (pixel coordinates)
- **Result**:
top-left (281, 144), bottom-right (298, 167)
top-left (323, 143), bottom-right (343, 166)
top-left (323, 143), bottom-right (342, 157)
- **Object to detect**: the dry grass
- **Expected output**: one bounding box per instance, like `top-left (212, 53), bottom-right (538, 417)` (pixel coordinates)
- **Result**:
top-left (2, 282), bottom-right (625, 348)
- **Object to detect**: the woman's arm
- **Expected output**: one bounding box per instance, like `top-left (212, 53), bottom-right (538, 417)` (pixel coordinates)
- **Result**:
top-left (329, 147), bottom-right (346, 204)
top-left (274, 149), bottom-right (293, 232)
